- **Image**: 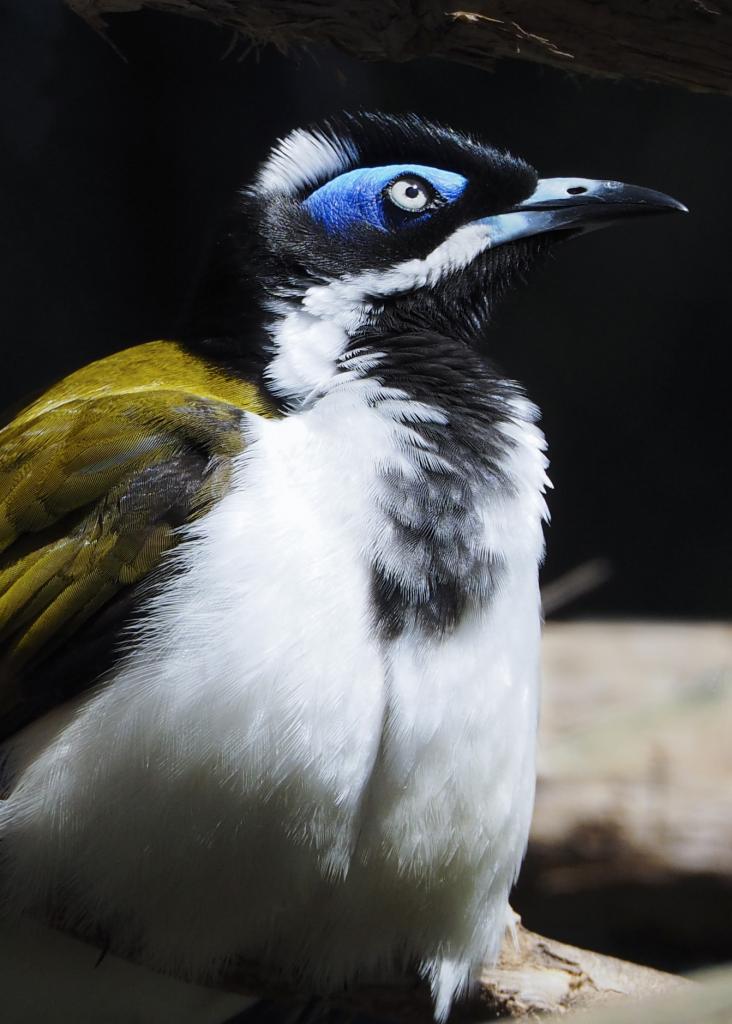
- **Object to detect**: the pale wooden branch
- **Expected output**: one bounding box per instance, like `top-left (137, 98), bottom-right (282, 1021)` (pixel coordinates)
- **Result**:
top-left (66, 0), bottom-right (732, 95)
top-left (470, 922), bottom-right (688, 1019)
top-left (543, 963), bottom-right (732, 1024)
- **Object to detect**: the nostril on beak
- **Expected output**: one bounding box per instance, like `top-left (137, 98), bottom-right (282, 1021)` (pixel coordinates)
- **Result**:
top-left (567, 186), bottom-right (588, 195)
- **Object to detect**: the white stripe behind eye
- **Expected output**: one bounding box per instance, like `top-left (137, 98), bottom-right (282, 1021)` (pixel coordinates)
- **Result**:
top-left (254, 128), bottom-right (358, 196)
top-left (302, 221), bottom-right (494, 326)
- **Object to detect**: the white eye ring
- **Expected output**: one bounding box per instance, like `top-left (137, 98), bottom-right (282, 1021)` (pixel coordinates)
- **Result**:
top-left (387, 177), bottom-right (431, 213)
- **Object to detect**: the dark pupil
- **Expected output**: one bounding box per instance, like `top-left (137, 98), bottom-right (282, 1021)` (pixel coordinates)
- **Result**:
top-left (405, 184), bottom-right (420, 199)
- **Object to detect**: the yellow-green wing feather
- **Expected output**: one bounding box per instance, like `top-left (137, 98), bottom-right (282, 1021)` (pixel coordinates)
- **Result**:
top-left (0, 340), bottom-right (274, 740)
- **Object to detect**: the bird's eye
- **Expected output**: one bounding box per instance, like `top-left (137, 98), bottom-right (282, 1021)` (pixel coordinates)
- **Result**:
top-left (386, 176), bottom-right (435, 213)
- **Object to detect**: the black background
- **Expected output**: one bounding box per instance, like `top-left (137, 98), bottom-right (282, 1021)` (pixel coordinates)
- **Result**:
top-left (1, 0), bottom-right (730, 618)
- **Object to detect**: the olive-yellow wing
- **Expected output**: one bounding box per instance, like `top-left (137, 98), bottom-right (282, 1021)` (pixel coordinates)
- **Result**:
top-left (0, 340), bottom-right (273, 741)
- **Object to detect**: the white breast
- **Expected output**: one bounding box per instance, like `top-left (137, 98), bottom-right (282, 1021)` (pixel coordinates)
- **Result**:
top-left (0, 379), bottom-right (548, 1019)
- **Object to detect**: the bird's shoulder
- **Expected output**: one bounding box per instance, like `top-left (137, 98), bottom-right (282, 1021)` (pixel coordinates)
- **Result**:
top-left (0, 340), bottom-right (274, 742)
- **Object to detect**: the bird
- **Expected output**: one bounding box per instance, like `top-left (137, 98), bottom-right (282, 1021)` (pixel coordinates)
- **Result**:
top-left (0, 112), bottom-right (685, 1023)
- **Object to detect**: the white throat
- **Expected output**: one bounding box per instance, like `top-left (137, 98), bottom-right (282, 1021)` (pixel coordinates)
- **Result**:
top-left (264, 220), bottom-right (495, 404)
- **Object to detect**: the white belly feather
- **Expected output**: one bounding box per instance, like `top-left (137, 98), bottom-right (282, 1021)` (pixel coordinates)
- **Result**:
top-left (0, 383), bottom-right (547, 1017)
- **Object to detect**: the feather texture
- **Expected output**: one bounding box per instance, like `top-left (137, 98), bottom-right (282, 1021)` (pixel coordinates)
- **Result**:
top-left (0, 341), bottom-right (274, 740)
top-left (0, 336), bottom-right (548, 1020)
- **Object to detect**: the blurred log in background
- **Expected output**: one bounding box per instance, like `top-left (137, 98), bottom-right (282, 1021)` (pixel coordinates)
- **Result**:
top-left (519, 621), bottom-right (732, 974)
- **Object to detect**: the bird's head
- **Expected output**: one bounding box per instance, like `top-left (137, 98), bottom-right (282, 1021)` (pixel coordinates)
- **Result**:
top-left (187, 112), bottom-right (685, 404)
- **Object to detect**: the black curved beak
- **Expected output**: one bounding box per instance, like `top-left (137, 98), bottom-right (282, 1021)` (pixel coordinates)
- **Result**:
top-left (477, 177), bottom-right (688, 247)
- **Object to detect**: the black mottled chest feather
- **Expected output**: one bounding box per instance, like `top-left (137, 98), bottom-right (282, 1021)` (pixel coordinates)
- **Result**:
top-left (346, 335), bottom-right (528, 639)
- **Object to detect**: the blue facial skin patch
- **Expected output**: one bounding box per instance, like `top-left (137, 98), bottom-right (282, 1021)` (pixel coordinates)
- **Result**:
top-left (303, 164), bottom-right (468, 234)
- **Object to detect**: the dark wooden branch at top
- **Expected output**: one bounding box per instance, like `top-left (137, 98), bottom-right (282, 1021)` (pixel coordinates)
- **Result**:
top-left (67, 0), bottom-right (732, 95)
